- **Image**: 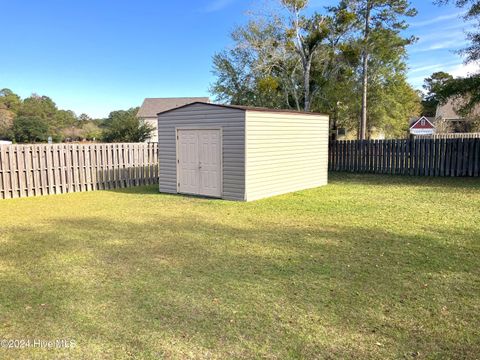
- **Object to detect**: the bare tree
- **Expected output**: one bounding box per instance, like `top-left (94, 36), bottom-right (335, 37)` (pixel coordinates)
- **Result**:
top-left (281, 0), bottom-right (328, 111)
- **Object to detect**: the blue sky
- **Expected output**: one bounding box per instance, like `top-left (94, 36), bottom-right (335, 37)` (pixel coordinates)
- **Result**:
top-left (0, 0), bottom-right (478, 118)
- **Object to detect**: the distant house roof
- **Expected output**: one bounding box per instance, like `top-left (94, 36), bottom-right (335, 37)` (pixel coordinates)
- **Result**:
top-left (436, 97), bottom-right (480, 120)
top-left (137, 97), bottom-right (210, 118)
top-left (409, 116), bottom-right (435, 128)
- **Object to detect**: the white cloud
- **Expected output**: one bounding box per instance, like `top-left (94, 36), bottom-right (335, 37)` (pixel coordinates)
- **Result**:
top-left (415, 28), bottom-right (467, 45)
top-left (427, 40), bottom-right (465, 51)
top-left (409, 61), bottom-right (462, 74)
top-left (204, 0), bottom-right (235, 13)
top-left (410, 12), bottom-right (464, 28)
top-left (411, 39), bottom-right (468, 53)
top-left (448, 62), bottom-right (480, 78)
top-left (408, 62), bottom-right (479, 89)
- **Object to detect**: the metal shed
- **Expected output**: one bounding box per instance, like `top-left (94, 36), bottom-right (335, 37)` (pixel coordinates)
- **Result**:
top-left (157, 102), bottom-right (329, 201)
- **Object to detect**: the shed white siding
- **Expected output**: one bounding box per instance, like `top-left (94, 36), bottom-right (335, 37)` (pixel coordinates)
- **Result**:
top-left (245, 111), bottom-right (329, 201)
top-left (158, 103), bottom-right (246, 201)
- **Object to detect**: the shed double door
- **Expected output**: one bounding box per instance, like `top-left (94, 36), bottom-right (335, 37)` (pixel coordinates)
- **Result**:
top-left (177, 129), bottom-right (222, 198)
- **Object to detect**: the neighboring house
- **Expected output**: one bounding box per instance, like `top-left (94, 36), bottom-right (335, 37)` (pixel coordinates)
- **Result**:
top-left (409, 116), bottom-right (436, 136)
top-left (436, 98), bottom-right (480, 132)
top-left (137, 97), bottom-right (210, 142)
top-left (0, 140), bottom-right (12, 145)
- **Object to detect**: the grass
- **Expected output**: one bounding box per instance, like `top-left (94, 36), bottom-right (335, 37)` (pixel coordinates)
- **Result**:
top-left (0, 173), bottom-right (479, 359)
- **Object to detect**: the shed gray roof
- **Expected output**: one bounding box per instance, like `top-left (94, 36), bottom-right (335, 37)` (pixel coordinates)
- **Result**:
top-left (157, 102), bottom-right (328, 116)
top-left (137, 97), bottom-right (210, 118)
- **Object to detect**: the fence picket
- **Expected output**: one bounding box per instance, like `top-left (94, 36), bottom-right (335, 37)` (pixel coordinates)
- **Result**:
top-left (474, 139), bottom-right (480, 177)
top-left (439, 139), bottom-right (445, 177)
top-left (446, 140), bottom-right (452, 177)
top-left (410, 140), bottom-right (415, 176)
top-left (348, 141), bottom-right (352, 172)
top-left (24, 146), bottom-right (33, 197)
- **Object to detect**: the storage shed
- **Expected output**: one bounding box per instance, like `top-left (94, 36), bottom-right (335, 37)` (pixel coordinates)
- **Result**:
top-left (157, 102), bottom-right (329, 201)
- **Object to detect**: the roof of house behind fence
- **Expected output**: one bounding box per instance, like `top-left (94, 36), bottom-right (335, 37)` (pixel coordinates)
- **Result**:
top-left (436, 98), bottom-right (480, 120)
top-left (409, 116), bottom-right (435, 128)
top-left (137, 97), bottom-right (210, 118)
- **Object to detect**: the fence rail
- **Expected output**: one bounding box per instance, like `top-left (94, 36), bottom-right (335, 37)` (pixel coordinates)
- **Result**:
top-left (414, 133), bottom-right (480, 139)
top-left (329, 138), bottom-right (480, 177)
top-left (0, 143), bottom-right (158, 200)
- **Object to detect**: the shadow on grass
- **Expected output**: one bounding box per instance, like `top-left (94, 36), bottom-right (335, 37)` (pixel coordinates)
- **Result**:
top-left (107, 172), bottom-right (480, 198)
top-left (0, 212), bottom-right (478, 358)
top-left (329, 172), bottom-right (480, 191)
top-left (104, 184), bottom-right (160, 195)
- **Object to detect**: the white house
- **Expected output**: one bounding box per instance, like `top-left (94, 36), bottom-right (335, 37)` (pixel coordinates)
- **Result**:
top-left (137, 97), bottom-right (209, 142)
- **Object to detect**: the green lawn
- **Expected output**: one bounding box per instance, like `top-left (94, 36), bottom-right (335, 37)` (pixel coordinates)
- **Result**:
top-left (0, 174), bottom-right (479, 359)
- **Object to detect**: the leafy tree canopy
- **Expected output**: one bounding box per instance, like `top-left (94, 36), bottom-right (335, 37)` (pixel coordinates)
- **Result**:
top-left (102, 107), bottom-right (154, 143)
top-left (421, 71), bottom-right (453, 116)
top-left (18, 94), bottom-right (57, 121)
top-left (54, 110), bottom-right (77, 129)
top-left (81, 122), bottom-right (102, 140)
top-left (439, 74), bottom-right (480, 117)
top-left (0, 88), bottom-right (21, 114)
top-left (0, 109), bottom-right (15, 140)
top-left (78, 113), bottom-right (92, 122)
top-left (13, 116), bottom-right (49, 143)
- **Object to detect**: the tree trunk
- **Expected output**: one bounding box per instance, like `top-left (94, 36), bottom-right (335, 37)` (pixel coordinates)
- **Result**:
top-left (360, 2), bottom-right (371, 140)
top-left (361, 52), bottom-right (368, 139)
top-left (304, 60), bottom-right (311, 112)
top-left (292, 3), bottom-right (312, 112)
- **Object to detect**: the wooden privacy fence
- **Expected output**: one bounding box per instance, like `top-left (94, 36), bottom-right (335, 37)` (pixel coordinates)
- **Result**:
top-left (0, 143), bottom-right (158, 200)
top-left (329, 138), bottom-right (480, 177)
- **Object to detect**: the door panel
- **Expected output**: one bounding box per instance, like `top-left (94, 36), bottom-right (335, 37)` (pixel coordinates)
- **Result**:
top-left (199, 130), bottom-right (222, 197)
top-left (178, 131), bottom-right (199, 195)
top-left (177, 129), bottom-right (222, 198)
